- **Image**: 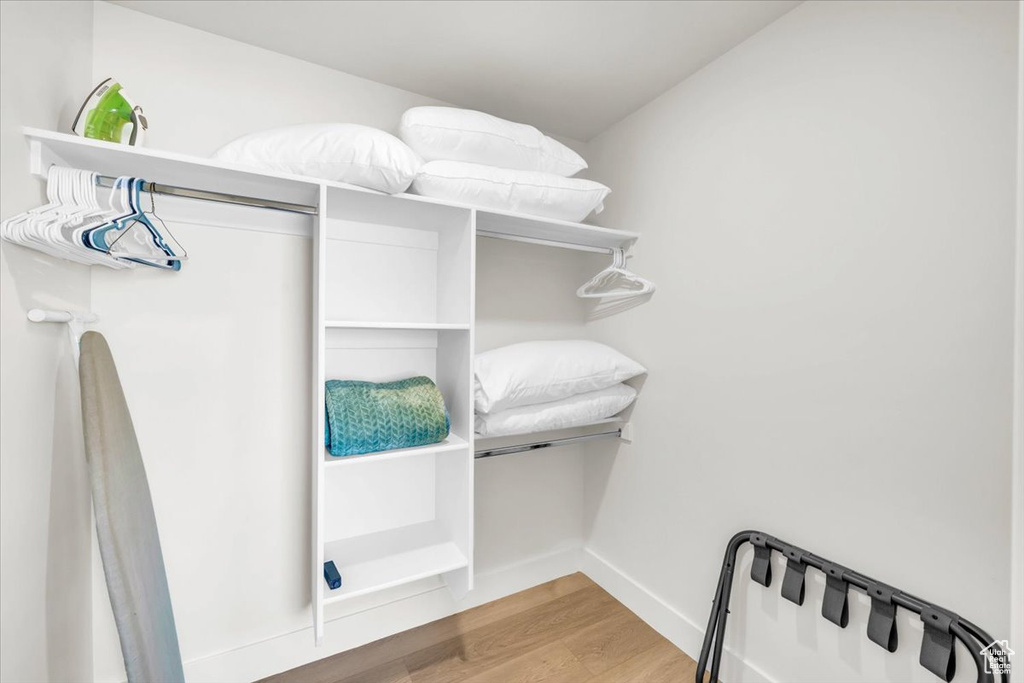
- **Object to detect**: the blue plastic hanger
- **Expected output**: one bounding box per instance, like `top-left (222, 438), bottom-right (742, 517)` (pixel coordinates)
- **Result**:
top-left (87, 178), bottom-right (183, 271)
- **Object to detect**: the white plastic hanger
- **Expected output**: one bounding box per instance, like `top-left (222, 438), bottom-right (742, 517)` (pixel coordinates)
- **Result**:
top-left (576, 248), bottom-right (656, 301)
top-left (2, 167), bottom-right (117, 266)
top-left (33, 167), bottom-right (101, 264)
top-left (0, 166), bottom-right (186, 269)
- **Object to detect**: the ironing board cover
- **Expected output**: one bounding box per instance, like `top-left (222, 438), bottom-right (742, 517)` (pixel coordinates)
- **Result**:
top-left (79, 331), bottom-right (184, 683)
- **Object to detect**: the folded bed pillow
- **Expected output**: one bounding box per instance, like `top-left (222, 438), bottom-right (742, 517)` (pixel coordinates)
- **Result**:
top-left (475, 340), bottom-right (645, 414)
top-left (475, 384), bottom-right (636, 437)
top-left (213, 123), bottom-right (422, 194)
top-left (410, 161), bottom-right (610, 223)
top-left (400, 106), bottom-right (587, 177)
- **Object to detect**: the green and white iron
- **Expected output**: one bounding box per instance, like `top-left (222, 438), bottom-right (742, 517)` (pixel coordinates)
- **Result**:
top-left (72, 78), bottom-right (148, 145)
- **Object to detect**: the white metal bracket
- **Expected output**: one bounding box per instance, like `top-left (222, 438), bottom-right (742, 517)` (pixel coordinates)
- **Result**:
top-left (619, 421), bottom-right (634, 444)
top-left (28, 138), bottom-right (66, 180)
top-left (27, 309), bottom-right (98, 365)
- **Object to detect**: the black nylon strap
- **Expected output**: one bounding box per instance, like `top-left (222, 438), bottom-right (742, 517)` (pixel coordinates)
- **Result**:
top-left (750, 534), bottom-right (772, 587)
top-left (820, 562), bottom-right (849, 627)
top-left (866, 583), bottom-right (898, 652)
top-left (919, 607), bottom-right (956, 682)
top-left (780, 546), bottom-right (807, 605)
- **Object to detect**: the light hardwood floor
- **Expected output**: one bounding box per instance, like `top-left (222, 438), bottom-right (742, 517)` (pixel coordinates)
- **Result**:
top-left (262, 573), bottom-right (697, 683)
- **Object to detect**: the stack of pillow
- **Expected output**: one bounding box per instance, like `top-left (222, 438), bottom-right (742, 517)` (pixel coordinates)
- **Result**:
top-left (400, 107), bottom-right (611, 223)
top-left (474, 340), bottom-right (645, 438)
top-left (210, 109), bottom-right (610, 223)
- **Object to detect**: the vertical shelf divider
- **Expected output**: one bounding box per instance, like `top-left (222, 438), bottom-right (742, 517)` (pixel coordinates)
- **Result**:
top-left (443, 208), bottom-right (477, 597)
top-left (312, 183), bottom-right (327, 644)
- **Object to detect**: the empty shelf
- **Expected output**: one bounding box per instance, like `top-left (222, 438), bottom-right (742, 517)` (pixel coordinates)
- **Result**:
top-left (324, 321), bottom-right (470, 330)
top-left (324, 433), bottom-right (468, 466)
top-left (476, 208), bottom-right (638, 253)
top-left (322, 520), bottom-right (468, 604)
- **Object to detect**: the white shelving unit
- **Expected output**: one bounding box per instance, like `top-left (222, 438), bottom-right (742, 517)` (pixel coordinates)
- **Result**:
top-left (324, 434), bottom-right (469, 467)
top-left (321, 520), bottom-right (469, 604)
top-left (312, 186), bottom-right (476, 641)
top-left (20, 127), bottom-right (641, 646)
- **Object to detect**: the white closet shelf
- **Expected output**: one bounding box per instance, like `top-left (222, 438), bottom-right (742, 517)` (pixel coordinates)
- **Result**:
top-left (24, 127), bottom-right (329, 208)
top-left (474, 417), bottom-right (625, 445)
top-left (322, 520), bottom-right (468, 604)
top-left (474, 418), bottom-right (628, 459)
top-left (323, 433), bottom-right (468, 466)
top-left (24, 127), bottom-right (640, 252)
top-left (475, 209), bottom-right (639, 253)
top-left (324, 321), bottom-right (470, 331)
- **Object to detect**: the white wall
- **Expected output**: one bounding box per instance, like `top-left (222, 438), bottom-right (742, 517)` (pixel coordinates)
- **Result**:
top-left (0, 2), bottom-right (95, 682)
top-left (91, 2), bottom-right (442, 156)
top-left (1013, 0), bottom-right (1024, 664)
top-left (474, 238), bottom-right (597, 571)
top-left (582, 2), bottom-right (1018, 681)
top-left (87, 4), bottom-right (594, 681)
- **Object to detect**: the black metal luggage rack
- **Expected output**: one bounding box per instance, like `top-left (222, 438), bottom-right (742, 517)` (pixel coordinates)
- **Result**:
top-left (697, 530), bottom-right (1011, 683)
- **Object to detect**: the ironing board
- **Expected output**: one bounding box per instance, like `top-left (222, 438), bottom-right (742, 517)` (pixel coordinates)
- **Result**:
top-left (79, 331), bottom-right (184, 683)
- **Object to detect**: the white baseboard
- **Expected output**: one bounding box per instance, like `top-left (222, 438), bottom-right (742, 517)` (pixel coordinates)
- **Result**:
top-left (132, 545), bottom-right (776, 683)
top-left (183, 547), bottom-right (582, 683)
top-left (580, 548), bottom-right (775, 683)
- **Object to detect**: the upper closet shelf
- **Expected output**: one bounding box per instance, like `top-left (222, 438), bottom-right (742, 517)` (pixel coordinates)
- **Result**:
top-left (23, 127), bottom-right (639, 252)
top-left (24, 127), bottom-right (325, 210)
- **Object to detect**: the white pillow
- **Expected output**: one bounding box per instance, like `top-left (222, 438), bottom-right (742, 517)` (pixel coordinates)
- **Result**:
top-left (400, 107), bottom-right (586, 177)
top-left (474, 340), bottom-right (645, 414)
top-left (410, 161), bottom-right (610, 223)
top-left (213, 123), bottom-right (422, 194)
top-left (475, 384), bottom-right (636, 437)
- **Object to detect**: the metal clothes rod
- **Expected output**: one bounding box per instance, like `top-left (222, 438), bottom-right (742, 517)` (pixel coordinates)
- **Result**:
top-left (89, 175), bottom-right (631, 253)
top-left (474, 427), bottom-right (622, 459)
top-left (89, 175), bottom-right (631, 254)
top-left (95, 174), bottom-right (318, 216)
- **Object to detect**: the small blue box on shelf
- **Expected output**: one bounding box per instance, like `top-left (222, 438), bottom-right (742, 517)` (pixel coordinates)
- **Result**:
top-left (323, 561), bottom-right (341, 590)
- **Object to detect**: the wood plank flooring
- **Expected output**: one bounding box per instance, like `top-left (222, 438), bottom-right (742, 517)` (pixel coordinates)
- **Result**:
top-left (261, 573), bottom-right (697, 683)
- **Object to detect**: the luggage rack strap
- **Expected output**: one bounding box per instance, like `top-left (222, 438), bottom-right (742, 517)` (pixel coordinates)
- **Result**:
top-left (696, 530), bottom-right (1004, 683)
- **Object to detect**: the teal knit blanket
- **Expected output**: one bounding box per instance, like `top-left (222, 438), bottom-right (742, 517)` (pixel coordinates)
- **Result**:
top-left (324, 376), bottom-right (450, 457)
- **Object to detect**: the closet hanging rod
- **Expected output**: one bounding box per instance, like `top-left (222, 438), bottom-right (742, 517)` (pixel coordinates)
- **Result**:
top-left (474, 427), bottom-right (622, 459)
top-left (93, 174), bottom-right (318, 216)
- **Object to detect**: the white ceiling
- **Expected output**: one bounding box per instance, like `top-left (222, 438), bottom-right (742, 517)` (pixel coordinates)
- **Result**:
top-left (109, 0), bottom-right (799, 141)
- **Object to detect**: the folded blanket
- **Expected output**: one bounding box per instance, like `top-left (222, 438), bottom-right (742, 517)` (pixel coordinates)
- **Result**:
top-left (325, 376), bottom-right (450, 457)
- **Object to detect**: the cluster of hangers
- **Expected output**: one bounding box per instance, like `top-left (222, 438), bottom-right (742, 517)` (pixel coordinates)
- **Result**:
top-left (1, 166), bottom-right (185, 270)
top-left (577, 247), bottom-right (655, 302)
